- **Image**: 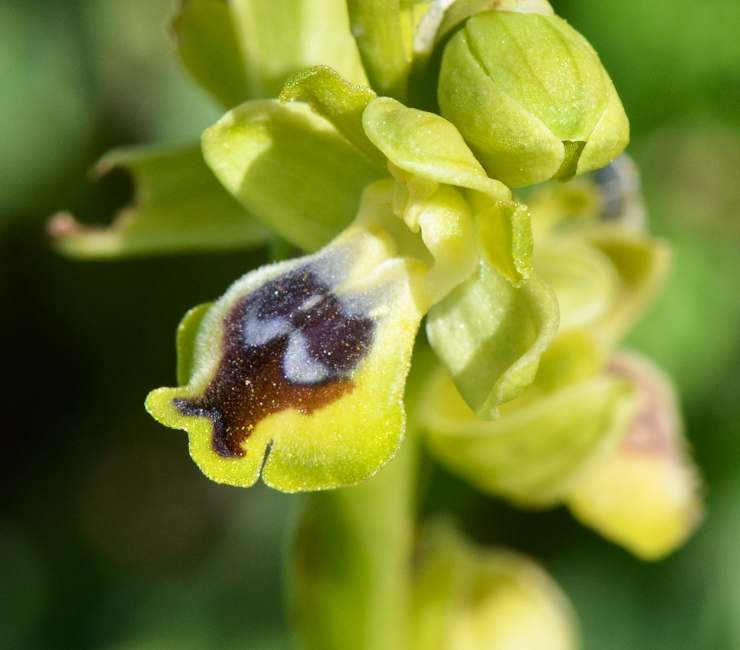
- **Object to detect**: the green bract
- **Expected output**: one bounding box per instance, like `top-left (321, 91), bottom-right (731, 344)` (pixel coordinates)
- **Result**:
top-left (437, 4), bottom-right (629, 187)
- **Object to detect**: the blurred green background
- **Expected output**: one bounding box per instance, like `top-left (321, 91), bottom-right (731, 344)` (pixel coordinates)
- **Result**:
top-left (2, 0), bottom-right (740, 648)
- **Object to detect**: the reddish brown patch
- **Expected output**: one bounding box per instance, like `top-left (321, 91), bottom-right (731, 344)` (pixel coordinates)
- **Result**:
top-left (175, 267), bottom-right (375, 458)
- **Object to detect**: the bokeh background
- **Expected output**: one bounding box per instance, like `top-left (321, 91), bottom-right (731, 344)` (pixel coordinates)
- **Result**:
top-left (2, 0), bottom-right (740, 648)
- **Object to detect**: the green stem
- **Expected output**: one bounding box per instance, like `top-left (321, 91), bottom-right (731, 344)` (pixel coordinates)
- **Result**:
top-left (288, 432), bottom-right (417, 650)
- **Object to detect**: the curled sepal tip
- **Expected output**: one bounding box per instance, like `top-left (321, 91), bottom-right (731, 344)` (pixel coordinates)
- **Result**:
top-left (146, 229), bottom-right (426, 492)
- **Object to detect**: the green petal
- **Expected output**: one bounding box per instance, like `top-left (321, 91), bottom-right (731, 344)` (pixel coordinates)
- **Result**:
top-left (173, 0), bottom-right (250, 109)
top-left (202, 100), bottom-right (384, 252)
top-left (363, 98), bottom-right (510, 201)
top-left (477, 199), bottom-right (534, 286)
top-left (48, 145), bottom-right (271, 258)
top-left (279, 66), bottom-right (385, 169)
top-left (229, 0), bottom-right (367, 99)
top-left (420, 368), bottom-right (638, 507)
top-left (146, 226), bottom-right (426, 491)
top-left (413, 521), bottom-right (578, 650)
top-left (426, 259), bottom-right (559, 420)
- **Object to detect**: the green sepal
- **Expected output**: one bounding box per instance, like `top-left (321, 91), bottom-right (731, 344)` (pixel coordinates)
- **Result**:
top-left (532, 328), bottom-right (605, 393)
top-left (345, 0), bottom-right (412, 100)
top-left (534, 238), bottom-right (620, 332)
top-left (279, 66), bottom-right (385, 169)
top-left (426, 259), bottom-right (559, 420)
top-left (49, 145), bottom-right (271, 258)
top-left (176, 302), bottom-right (212, 387)
top-left (413, 521), bottom-right (578, 650)
top-left (228, 0), bottom-right (367, 99)
top-left (565, 352), bottom-right (704, 560)
top-left (173, 0), bottom-right (250, 109)
top-left (202, 100), bottom-right (384, 252)
top-left (420, 368), bottom-right (638, 507)
top-left (437, 11), bottom-right (629, 187)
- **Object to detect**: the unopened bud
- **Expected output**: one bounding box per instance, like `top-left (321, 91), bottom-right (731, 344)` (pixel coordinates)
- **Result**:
top-left (438, 6), bottom-right (629, 187)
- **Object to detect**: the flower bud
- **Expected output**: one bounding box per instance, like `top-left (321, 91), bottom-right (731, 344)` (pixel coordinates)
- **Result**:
top-left (414, 522), bottom-right (578, 650)
top-left (437, 8), bottom-right (629, 187)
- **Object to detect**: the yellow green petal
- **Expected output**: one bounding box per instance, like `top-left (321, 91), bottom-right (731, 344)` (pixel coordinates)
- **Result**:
top-left (363, 97), bottom-right (510, 202)
top-left (279, 65), bottom-right (385, 169)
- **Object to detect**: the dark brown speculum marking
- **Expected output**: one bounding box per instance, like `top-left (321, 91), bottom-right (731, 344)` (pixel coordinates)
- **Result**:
top-left (175, 266), bottom-right (376, 458)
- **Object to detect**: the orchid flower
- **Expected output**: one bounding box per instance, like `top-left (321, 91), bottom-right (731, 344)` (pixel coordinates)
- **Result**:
top-left (49, 2), bottom-right (705, 647)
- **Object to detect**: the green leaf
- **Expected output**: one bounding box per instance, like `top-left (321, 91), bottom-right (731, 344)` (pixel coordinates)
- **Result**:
top-left (426, 259), bottom-right (559, 420)
top-left (49, 145), bottom-right (271, 259)
top-left (229, 0), bottom-right (368, 99)
top-left (420, 368), bottom-right (638, 507)
top-left (280, 66), bottom-right (385, 169)
top-left (202, 100), bottom-right (384, 252)
top-left (173, 0), bottom-right (251, 109)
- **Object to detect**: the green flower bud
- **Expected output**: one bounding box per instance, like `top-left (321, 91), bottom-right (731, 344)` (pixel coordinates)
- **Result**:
top-left (437, 7), bottom-right (629, 187)
top-left (414, 522), bottom-right (578, 650)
